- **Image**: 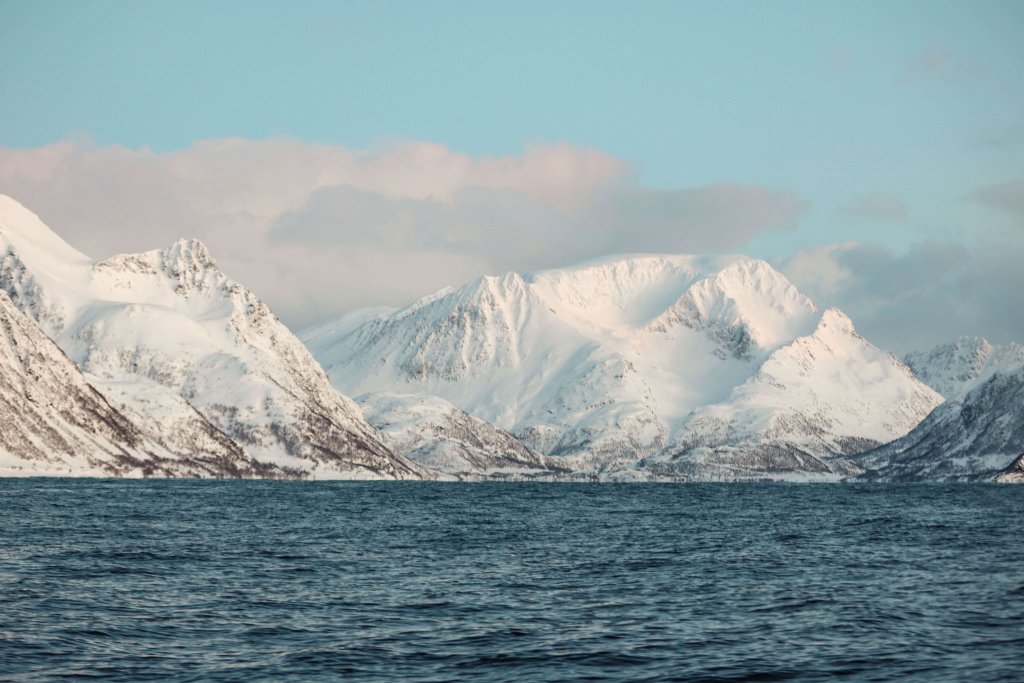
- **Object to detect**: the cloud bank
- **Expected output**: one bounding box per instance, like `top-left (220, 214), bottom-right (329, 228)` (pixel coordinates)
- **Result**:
top-left (3, 138), bottom-right (1019, 351)
top-left (0, 139), bottom-right (804, 328)
top-left (781, 240), bottom-right (1024, 353)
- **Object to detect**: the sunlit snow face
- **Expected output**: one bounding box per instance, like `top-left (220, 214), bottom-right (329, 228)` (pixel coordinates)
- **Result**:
top-left (304, 250), bottom-right (941, 477)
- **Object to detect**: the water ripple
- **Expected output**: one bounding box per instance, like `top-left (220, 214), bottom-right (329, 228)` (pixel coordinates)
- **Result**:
top-left (0, 480), bottom-right (1022, 681)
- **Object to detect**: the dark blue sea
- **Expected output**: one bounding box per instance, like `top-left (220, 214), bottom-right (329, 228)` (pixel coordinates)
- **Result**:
top-left (1, 480), bottom-right (1022, 682)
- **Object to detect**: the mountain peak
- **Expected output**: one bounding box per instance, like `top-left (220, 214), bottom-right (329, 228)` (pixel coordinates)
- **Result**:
top-left (164, 237), bottom-right (216, 269)
top-left (148, 238), bottom-right (220, 295)
top-left (905, 336), bottom-right (1024, 400)
top-left (642, 256), bottom-right (817, 355)
top-left (815, 308), bottom-right (857, 336)
top-left (90, 238), bottom-right (222, 298)
top-left (920, 335), bottom-right (992, 357)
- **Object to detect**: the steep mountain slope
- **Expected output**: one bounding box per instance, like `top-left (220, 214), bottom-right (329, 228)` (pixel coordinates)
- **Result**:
top-left (856, 339), bottom-right (1024, 482)
top-left (358, 392), bottom-right (563, 480)
top-left (1, 289), bottom-right (259, 477)
top-left (0, 195), bottom-right (424, 480)
top-left (304, 255), bottom-right (941, 478)
top-left (0, 289), bottom-right (149, 476)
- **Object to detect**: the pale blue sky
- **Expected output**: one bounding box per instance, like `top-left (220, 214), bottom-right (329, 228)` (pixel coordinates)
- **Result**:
top-left (1, 0), bottom-right (1023, 347)
top-left (4, 1), bottom-right (1023, 246)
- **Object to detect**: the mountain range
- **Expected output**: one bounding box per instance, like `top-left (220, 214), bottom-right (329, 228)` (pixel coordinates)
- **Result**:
top-left (0, 194), bottom-right (1019, 481)
top-left (303, 255), bottom-right (945, 480)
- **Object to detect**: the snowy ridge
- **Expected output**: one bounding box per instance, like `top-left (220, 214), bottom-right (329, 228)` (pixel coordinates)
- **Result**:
top-left (856, 337), bottom-right (1024, 481)
top-left (0, 195), bottom-right (425, 479)
top-left (904, 336), bottom-right (1024, 400)
top-left (305, 255), bottom-right (941, 479)
top-left (646, 259), bottom-right (818, 359)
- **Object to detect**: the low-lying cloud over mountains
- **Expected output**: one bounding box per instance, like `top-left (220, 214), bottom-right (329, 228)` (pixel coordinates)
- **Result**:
top-left (0, 138), bottom-right (805, 326)
top-left (1, 138), bottom-right (1021, 352)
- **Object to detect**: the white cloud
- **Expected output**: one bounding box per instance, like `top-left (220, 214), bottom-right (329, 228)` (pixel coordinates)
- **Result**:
top-left (781, 242), bottom-right (856, 296)
top-left (0, 138), bottom-right (805, 328)
top-left (781, 240), bottom-right (1024, 353)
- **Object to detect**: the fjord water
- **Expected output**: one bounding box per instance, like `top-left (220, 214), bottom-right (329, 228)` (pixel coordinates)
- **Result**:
top-left (1, 481), bottom-right (1021, 682)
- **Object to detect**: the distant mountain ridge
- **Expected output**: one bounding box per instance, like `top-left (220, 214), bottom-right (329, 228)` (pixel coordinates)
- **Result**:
top-left (904, 336), bottom-right (1024, 400)
top-left (303, 254), bottom-right (942, 480)
top-left (855, 338), bottom-right (1024, 481)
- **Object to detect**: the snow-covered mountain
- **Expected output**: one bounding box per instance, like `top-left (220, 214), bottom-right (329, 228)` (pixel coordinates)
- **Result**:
top-left (0, 287), bottom-right (281, 477)
top-left (856, 339), bottom-right (1024, 481)
top-left (904, 337), bottom-right (1024, 400)
top-left (1, 288), bottom-right (148, 476)
top-left (303, 255), bottom-right (942, 480)
top-left (644, 309), bottom-right (938, 480)
top-left (357, 392), bottom-right (564, 480)
top-left (0, 195), bottom-right (425, 480)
